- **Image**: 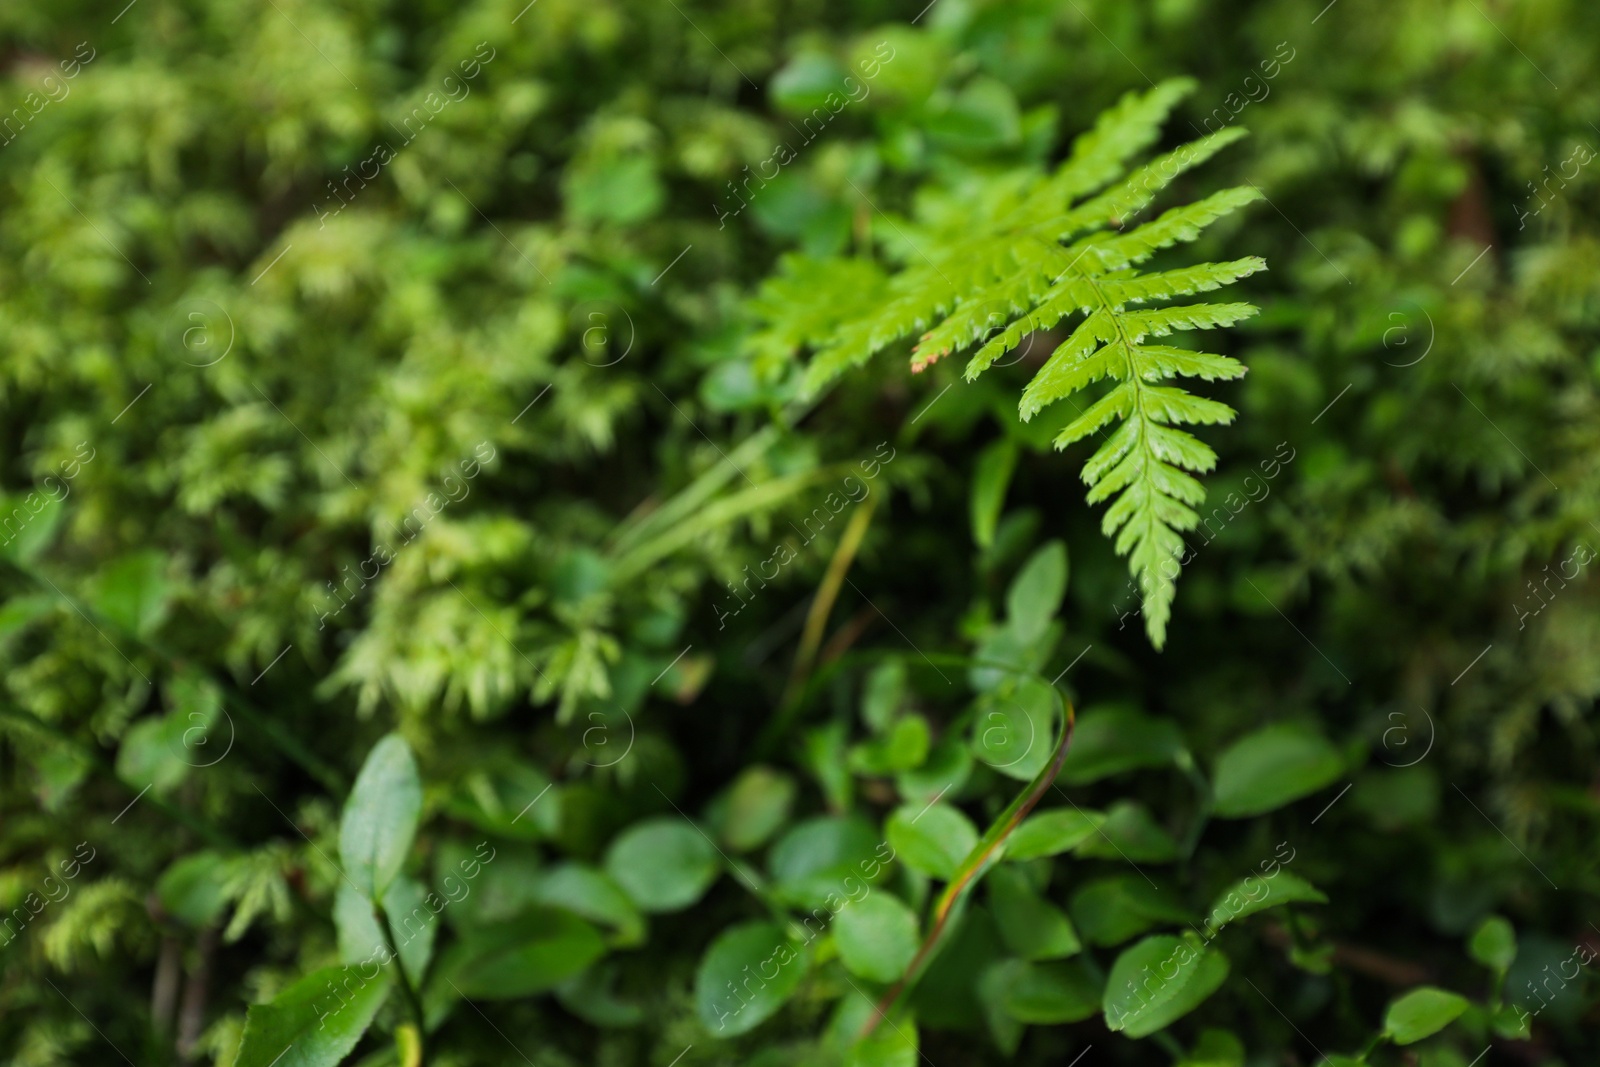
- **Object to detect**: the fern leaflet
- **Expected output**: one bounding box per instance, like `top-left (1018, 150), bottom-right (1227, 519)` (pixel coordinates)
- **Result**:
top-left (751, 78), bottom-right (1265, 647)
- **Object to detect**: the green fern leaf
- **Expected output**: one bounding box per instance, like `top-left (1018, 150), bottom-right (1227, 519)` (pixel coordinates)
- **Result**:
top-left (754, 78), bottom-right (1266, 647)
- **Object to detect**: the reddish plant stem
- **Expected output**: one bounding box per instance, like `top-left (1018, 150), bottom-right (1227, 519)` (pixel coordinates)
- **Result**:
top-left (861, 700), bottom-right (1077, 1038)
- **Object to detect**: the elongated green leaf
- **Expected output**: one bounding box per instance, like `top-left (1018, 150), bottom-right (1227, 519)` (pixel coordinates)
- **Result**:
top-left (530, 863), bottom-right (646, 945)
top-left (1073, 800), bottom-right (1179, 863)
top-left (1006, 541), bottom-right (1068, 642)
top-left (1203, 871), bottom-right (1327, 933)
top-left (1059, 706), bottom-right (1184, 784)
top-left (338, 733), bottom-right (423, 901)
top-left (235, 965), bottom-right (392, 1067)
top-left (861, 659), bottom-right (909, 734)
top-left (971, 440), bottom-right (1019, 549)
top-left (444, 762), bottom-right (557, 842)
top-left (334, 876), bottom-right (434, 988)
top-left (1071, 875), bottom-right (1192, 947)
top-left (554, 963), bottom-right (644, 1028)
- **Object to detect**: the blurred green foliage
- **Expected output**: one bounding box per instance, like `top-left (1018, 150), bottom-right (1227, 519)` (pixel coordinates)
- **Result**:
top-left (0, 0), bottom-right (1596, 1065)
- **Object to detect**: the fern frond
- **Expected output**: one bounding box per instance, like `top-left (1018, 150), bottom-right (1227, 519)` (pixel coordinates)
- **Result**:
top-left (1039, 126), bottom-right (1252, 243)
top-left (1032, 76), bottom-right (1198, 206)
top-left (756, 78), bottom-right (1267, 647)
top-left (1016, 266), bottom-right (1265, 644)
top-left (748, 254), bottom-right (889, 370)
top-left (1084, 186), bottom-right (1263, 271)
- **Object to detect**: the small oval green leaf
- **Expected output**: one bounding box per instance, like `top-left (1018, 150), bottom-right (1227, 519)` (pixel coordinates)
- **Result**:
top-left (1073, 800), bottom-right (1179, 863)
top-left (695, 921), bottom-right (812, 1037)
top-left (156, 850), bottom-right (235, 927)
top-left (530, 863), bottom-right (645, 945)
top-left (1006, 807), bottom-right (1106, 861)
top-left (769, 815), bottom-right (885, 908)
top-left (1468, 915), bottom-right (1516, 973)
top-left (1071, 875), bottom-right (1192, 948)
top-left (1059, 705), bottom-right (1184, 785)
top-left (1104, 933), bottom-right (1229, 1038)
top-left (1006, 540), bottom-right (1068, 642)
top-left (603, 817), bottom-right (720, 913)
top-left (989, 864), bottom-right (1081, 961)
top-left (1211, 724), bottom-right (1342, 818)
top-left (988, 958), bottom-right (1102, 1024)
top-left (834, 892), bottom-right (920, 982)
top-left (435, 910), bottom-right (606, 999)
top-left (886, 804), bottom-right (979, 880)
top-left (971, 680), bottom-right (1058, 782)
top-left (716, 765), bottom-right (797, 852)
top-left (1382, 986), bottom-right (1469, 1045)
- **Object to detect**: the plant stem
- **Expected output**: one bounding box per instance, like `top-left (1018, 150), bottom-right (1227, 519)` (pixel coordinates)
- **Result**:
top-left (1152, 1031), bottom-right (1185, 1059)
top-left (1175, 748), bottom-right (1212, 863)
top-left (772, 494), bottom-right (878, 732)
top-left (607, 465), bottom-right (853, 582)
top-left (375, 903), bottom-right (427, 1064)
top-left (861, 698), bottom-right (1078, 1038)
top-left (176, 925), bottom-right (215, 1062)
